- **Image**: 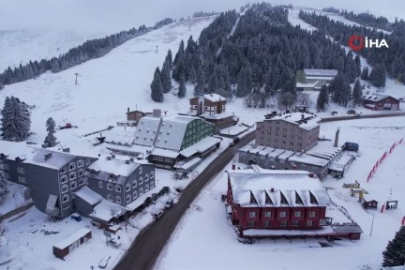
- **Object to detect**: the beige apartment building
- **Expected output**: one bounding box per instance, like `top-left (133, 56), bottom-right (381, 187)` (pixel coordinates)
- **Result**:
top-left (256, 113), bottom-right (320, 152)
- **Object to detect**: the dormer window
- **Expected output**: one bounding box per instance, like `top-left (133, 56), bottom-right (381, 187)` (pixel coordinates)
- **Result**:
top-left (69, 163), bottom-right (75, 170)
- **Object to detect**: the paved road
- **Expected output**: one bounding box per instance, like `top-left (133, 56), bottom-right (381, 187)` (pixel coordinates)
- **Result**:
top-left (114, 132), bottom-right (255, 270)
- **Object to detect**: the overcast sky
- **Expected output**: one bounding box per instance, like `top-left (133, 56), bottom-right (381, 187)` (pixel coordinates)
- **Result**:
top-left (0, 0), bottom-right (404, 33)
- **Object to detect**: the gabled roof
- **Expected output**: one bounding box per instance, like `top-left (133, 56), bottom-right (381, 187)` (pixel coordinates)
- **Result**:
top-left (133, 116), bottom-right (162, 147)
top-left (29, 149), bottom-right (76, 170)
top-left (204, 93), bottom-right (225, 102)
top-left (304, 69), bottom-right (338, 77)
top-left (88, 155), bottom-right (140, 178)
top-left (264, 113), bottom-right (320, 130)
top-left (104, 126), bottom-right (137, 146)
top-left (74, 186), bottom-right (103, 206)
top-left (229, 165), bottom-right (330, 207)
top-left (362, 93), bottom-right (397, 102)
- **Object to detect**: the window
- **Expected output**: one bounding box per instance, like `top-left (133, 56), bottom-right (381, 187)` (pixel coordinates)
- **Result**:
top-left (116, 196), bottom-right (122, 204)
top-left (60, 167), bottom-right (66, 174)
top-left (249, 211), bottom-right (256, 218)
top-left (79, 178), bottom-right (85, 186)
top-left (107, 194), bottom-right (113, 201)
top-left (62, 194), bottom-right (70, 203)
top-left (69, 172), bottom-right (76, 180)
top-left (292, 220), bottom-right (300, 226)
top-left (3, 164), bottom-right (9, 170)
top-left (115, 185), bottom-right (121, 193)
top-left (282, 134), bottom-right (286, 138)
top-left (126, 183), bottom-right (131, 192)
top-left (139, 187), bottom-right (144, 195)
top-left (99, 181), bottom-right (103, 189)
top-left (133, 191), bottom-right (138, 200)
top-left (86, 159), bottom-right (90, 165)
top-left (61, 175), bottom-right (68, 184)
top-left (263, 221), bottom-right (270, 227)
top-left (126, 195), bottom-right (131, 203)
top-left (145, 174), bottom-right (149, 182)
top-left (280, 221), bottom-right (288, 226)
top-left (61, 185), bottom-right (68, 193)
top-left (248, 221), bottom-right (255, 228)
top-left (69, 162), bottom-right (76, 170)
top-left (264, 211), bottom-right (272, 218)
top-left (70, 181), bottom-right (77, 189)
top-left (139, 177), bottom-right (144, 185)
top-left (309, 211), bottom-right (316, 217)
top-left (139, 166), bottom-right (143, 174)
top-left (107, 183), bottom-right (113, 190)
top-left (145, 184), bottom-right (149, 192)
top-left (294, 211), bottom-right (301, 218)
top-left (275, 133), bottom-right (279, 137)
top-left (279, 211), bottom-right (287, 218)
top-left (150, 181), bottom-right (155, 189)
top-left (77, 160), bottom-right (84, 168)
top-left (132, 180), bottom-right (137, 188)
top-left (18, 167), bottom-right (25, 174)
top-left (78, 169), bottom-right (84, 177)
top-left (307, 220), bottom-right (314, 226)
top-left (18, 176), bottom-right (26, 183)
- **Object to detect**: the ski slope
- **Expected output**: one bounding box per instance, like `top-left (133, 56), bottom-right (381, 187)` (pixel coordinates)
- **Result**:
top-left (156, 116), bottom-right (405, 270)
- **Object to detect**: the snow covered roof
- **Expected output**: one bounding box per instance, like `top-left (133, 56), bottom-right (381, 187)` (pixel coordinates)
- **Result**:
top-left (238, 144), bottom-right (254, 153)
top-left (90, 199), bottom-right (127, 223)
top-left (218, 125), bottom-right (248, 136)
top-left (74, 186), bottom-right (103, 206)
top-left (54, 228), bottom-right (91, 250)
top-left (133, 116), bottom-right (162, 147)
top-left (104, 126), bottom-right (137, 146)
top-left (267, 149), bottom-right (286, 159)
top-left (277, 150), bottom-right (295, 161)
top-left (288, 153), bottom-right (330, 167)
top-left (329, 154), bottom-right (354, 172)
top-left (106, 144), bottom-right (152, 156)
top-left (257, 147), bottom-right (276, 157)
top-left (0, 140), bottom-right (33, 160)
top-left (304, 69), bottom-right (338, 77)
top-left (204, 93), bottom-right (225, 102)
top-left (151, 148), bottom-right (179, 159)
top-left (28, 149), bottom-right (76, 170)
top-left (154, 116), bottom-right (202, 151)
top-left (248, 146), bottom-right (266, 155)
top-left (229, 165), bottom-right (331, 208)
top-left (362, 93), bottom-right (397, 102)
top-left (88, 155), bottom-right (140, 177)
top-left (306, 143), bottom-right (342, 160)
top-left (295, 82), bottom-right (319, 88)
top-left (264, 113), bottom-right (320, 130)
top-left (179, 137), bottom-right (220, 158)
top-left (199, 112), bottom-right (234, 120)
top-left (174, 157), bottom-right (202, 170)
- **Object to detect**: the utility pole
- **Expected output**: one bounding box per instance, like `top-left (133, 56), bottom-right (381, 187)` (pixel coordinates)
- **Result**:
top-left (75, 73), bottom-right (79, 85)
top-left (370, 212), bottom-right (375, 236)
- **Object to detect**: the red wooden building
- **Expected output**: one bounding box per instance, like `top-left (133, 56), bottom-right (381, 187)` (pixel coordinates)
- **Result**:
top-left (226, 166), bottom-right (362, 240)
top-left (363, 94), bottom-right (400, 111)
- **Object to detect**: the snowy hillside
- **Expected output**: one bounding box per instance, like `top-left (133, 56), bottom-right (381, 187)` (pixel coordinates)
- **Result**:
top-left (156, 116), bottom-right (405, 270)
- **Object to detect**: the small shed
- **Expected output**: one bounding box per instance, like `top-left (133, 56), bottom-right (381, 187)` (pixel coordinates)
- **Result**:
top-left (53, 228), bottom-right (92, 260)
top-left (360, 194), bottom-right (378, 210)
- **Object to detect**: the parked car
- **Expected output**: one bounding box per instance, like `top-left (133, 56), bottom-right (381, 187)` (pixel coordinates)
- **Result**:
top-left (108, 238), bottom-right (121, 248)
top-left (331, 111), bottom-right (338, 115)
top-left (70, 213), bottom-right (82, 222)
top-left (153, 210), bottom-right (164, 220)
top-left (165, 200), bottom-right (174, 209)
top-left (347, 109), bottom-right (356, 115)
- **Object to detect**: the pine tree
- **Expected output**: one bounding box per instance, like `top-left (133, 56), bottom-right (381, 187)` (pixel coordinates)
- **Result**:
top-left (382, 226), bottom-right (405, 267)
top-left (44, 117), bottom-right (57, 147)
top-left (316, 85), bottom-right (329, 111)
top-left (353, 79), bottom-right (362, 106)
top-left (369, 64), bottom-right (386, 88)
top-left (361, 67), bottom-right (369, 80)
top-left (295, 70), bottom-right (307, 83)
top-left (0, 155), bottom-right (7, 204)
top-left (194, 65), bottom-right (205, 96)
top-left (236, 67), bottom-right (247, 97)
top-left (208, 73), bottom-right (218, 93)
top-left (165, 50), bottom-right (173, 69)
top-left (1, 96), bottom-right (31, 141)
top-left (151, 68), bottom-right (164, 102)
top-left (172, 58), bottom-right (185, 82)
top-left (189, 65), bottom-right (197, 84)
top-left (0, 81), bottom-right (4, 90)
top-left (173, 40), bottom-right (185, 67)
top-left (161, 61), bottom-right (172, 93)
top-left (178, 76), bottom-right (186, 98)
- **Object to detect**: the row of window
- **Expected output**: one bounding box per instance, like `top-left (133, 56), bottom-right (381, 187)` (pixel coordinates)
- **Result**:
top-left (61, 178), bottom-right (87, 193)
top-left (248, 210), bottom-right (317, 218)
top-left (107, 181), bottom-right (155, 204)
top-left (100, 177), bottom-right (155, 193)
top-left (247, 220), bottom-right (314, 227)
top-left (60, 170), bottom-right (86, 184)
top-left (61, 159), bottom-right (90, 174)
top-left (152, 156), bottom-right (173, 162)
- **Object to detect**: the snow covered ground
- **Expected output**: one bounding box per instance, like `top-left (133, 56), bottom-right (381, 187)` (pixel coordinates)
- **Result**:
top-left (156, 116), bottom-right (405, 270)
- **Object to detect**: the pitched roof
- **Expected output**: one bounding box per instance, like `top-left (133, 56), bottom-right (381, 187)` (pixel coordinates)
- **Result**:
top-left (362, 93), bottom-right (397, 102)
top-left (204, 93), bottom-right (225, 102)
top-left (229, 165), bottom-right (331, 207)
top-left (88, 155), bottom-right (140, 178)
top-left (304, 69), bottom-right (338, 77)
top-left (264, 113), bottom-right (320, 130)
top-left (28, 149), bottom-right (76, 170)
top-left (104, 126), bottom-right (137, 146)
top-left (133, 116), bottom-right (162, 147)
top-left (74, 186), bottom-right (103, 206)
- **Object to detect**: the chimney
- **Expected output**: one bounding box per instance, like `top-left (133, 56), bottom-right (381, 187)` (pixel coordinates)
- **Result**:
top-left (270, 187), bottom-right (275, 193)
top-left (127, 107), bottom-right (130, 113)
top-left (125, 160), bottom-right (130, 164)
top-left (62, 148), bottom-right (70, 153)
top-left (111, 154), bottom-right (115, 159)
top-left (106, 156), bottom-right (112, 161)
top-left (153, 109), bottom-right (162, 118)
top-left (334, 128), bottom-right (340, 148)
top-left (129, 157), bottom-right (134, 162)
